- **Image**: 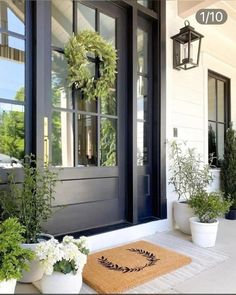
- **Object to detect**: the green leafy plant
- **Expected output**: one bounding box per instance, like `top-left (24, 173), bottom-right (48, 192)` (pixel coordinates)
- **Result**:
top-left (188, 191), bottom-right (232, 223)
top-left (0, 155), bottom-right (58, 244)
top-left (0, 218), bottom-right (34, 281)
top-left (221, 123), bottom-right (236, 209)
top-left (169, 140), bottom-right (213, 201)
top-left (64, 30), bottom-right (117, 101)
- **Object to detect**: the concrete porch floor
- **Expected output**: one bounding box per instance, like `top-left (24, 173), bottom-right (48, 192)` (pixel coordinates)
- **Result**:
top-left (16, 218), bottom-right (236, 294)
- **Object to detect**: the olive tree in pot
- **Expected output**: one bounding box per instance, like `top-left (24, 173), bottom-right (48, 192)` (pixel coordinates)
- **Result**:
top-left (221, 123), bottom-right (236, 220)
top-left (0, 155), bottom-right (58, 283)
top-left (169, 141), bottom-right (213, 235)
top-left (0, 218), bottom-right (34, 294)
top-left (189, 191), bottom-right (232, 247)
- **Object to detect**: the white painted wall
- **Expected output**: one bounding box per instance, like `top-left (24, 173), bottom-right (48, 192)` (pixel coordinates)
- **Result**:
top-left (165, 0), bottom-right (236, 230)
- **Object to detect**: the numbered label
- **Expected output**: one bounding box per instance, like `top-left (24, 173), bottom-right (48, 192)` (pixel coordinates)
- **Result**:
top-left (196, 9), bottom-right (227, 25)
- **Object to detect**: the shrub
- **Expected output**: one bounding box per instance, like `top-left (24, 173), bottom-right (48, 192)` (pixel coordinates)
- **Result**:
top-left (221, 123), bottom-right (236, 209)
top-left (0, 154), bottom-right (58, 243)
top-left (169, 141), bottom-right (213, 202)
top-left (0, 218), bottom-right (34, 281)
top-left (188, 191), bottom-right (232, 223)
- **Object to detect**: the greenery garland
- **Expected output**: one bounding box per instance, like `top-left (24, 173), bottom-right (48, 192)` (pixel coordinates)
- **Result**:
top-left (64, 30), bottom-right (117, 101)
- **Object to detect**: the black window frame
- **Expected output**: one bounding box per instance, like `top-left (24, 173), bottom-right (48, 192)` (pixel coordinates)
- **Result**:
top-left (208, 70), bottom-right (231, 168)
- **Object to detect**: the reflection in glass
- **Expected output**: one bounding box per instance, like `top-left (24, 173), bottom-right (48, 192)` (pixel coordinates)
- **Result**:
top-left (51, 0), bottom-right (72, 48)
top-left (0, 35), bottom-right (25, 101)
top-left (100, 118), bottom-right (117, 166)
top-left (217, 80), bottom-right (225, 123)
top-left (77, 3), bottom-right (95, 33)
top-left (77, 90), bottom-right (97, 113)
top-left (218, 123), bottom-right (225, 165)
top-left (208, 77), bottom-right (216, 121)
top-left (0, 103), bottom-right (24, 160)
top-left (137, 28), bottom-right (148, 74)
top-left (51, 51), bottom-right (72, 109)
top-left (208, 122), bottom-right (216, 165)
top-left (100, 90), bottom-right (116, 115)
top-left (137, 76), bottom-right (148, 120)
top-left (137, 0), bottom-right (149, 8)
top-left (0, 1), bottom-right (25, 34)
top-left (137, 121), bottom-right (148, 166)
top-left (100, 13), bottom-right (116, 47)
top-left (78, 115), bottom-right (97, 167)
top-left (52, 111), bottom-right (74, 167)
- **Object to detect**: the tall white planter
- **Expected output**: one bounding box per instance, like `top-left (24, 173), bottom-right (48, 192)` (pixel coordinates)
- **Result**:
top-left (20, 234), bottom-right (53, 283)
top-left (173, 201), bottom-right (194, 235)
top-left (190, 217), bottom-right (219, 247)
top-left (41, 271), bottom-right (82, 294)
top-left (0, 279), bottom-right (17, 294)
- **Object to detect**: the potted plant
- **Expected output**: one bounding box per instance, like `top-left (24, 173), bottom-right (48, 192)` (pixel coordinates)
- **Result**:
top-left (0, 154), bottom-right (59, 283)
top-left (35, 235), bottom-right (89, 294)
top-left (169, 141), bottom-right (213, 234)
top-left (221, 123), bottom-right (236, 220)
top-left (189, 190), bottom-right (232, 247)
top-left (0, 218), bottom-right (34, 294)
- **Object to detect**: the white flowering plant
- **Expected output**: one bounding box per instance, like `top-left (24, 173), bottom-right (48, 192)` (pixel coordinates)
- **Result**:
top-left (35, 236), bottom-right (89, 275)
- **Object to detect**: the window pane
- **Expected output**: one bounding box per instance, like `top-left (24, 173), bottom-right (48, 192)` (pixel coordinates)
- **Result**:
top-left (52, 51), bottom-right (72, 109)
top-left (218, 80), bottom-right (225, 123)
top-left (0, 1), bottom-right (25, 35)
top-left (78, 114), bottom-right (97, 167)
top-left (137, 0), bottom-right (149, 8)
top-left (208, 76), bottom-right (216, 121)
top-left (100, 90), bottom-right (117, 116)
top-left (100, 118), bottom-right (117, 166)
top-left (0, 34), bottom-right (25, 101)
top-left (99, 13), bottom-right (115, 47)
top-left (52, 111), bottom-right (74, 167)
top-left (77, 3), bottom-right (95, 33)
top-left (208, 122), bottom-right (216, 165)
top-left (137, 121), bottom-right (148, 166)
top-left (137, 76), bottom-right (148, 120)
top-left (52, 0), bottom-right (72, 48)
top-left (0, 102), bottom-right (24, 161)
top-left (137, 28), bottom-right (148, 74)
top-left (218, 123), bottom-right (225, 165)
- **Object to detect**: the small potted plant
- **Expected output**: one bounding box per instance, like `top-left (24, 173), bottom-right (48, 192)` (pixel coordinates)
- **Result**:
top-left (0, 154), bottom-right (59, 282)
top-left (169, 141), bottom-right (213, 234)
top-left (188, 190), bottom-right (232, 247)
top-left (0, 218), bottom-right (34, 294)
top-left (35, 235), bottom-right (89, 294)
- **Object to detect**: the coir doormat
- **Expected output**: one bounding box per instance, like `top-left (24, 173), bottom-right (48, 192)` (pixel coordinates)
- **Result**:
top-left (83, 240), bottom-right (192, 294)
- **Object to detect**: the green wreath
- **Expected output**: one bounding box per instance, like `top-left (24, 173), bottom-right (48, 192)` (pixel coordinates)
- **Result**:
top-left (64, 30), bottom-right (117, 101)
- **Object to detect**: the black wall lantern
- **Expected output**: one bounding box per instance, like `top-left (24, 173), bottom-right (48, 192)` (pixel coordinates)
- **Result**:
top-left (171, 20), bottom-right (204, 70)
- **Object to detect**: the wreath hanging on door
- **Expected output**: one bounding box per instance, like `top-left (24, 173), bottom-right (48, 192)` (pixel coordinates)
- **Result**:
top-left (64, 30), bottom-right (117, 101)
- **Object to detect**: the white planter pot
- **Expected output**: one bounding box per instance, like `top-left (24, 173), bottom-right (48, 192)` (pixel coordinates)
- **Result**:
top-left (0, 279), bottom-right (17, 294)
top-left (173, 201), bottom-right (194, 235)
top-left (190, 217), bottom-right (219, 247)
top-left (41, 271), bottom-right (82, 294)
top-left (19, 234), bottom-right (53, 283)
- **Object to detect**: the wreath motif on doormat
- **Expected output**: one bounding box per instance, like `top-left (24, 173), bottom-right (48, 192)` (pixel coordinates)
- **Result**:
top-left (98, 248), bottom-right (159, 273)
top-left (64, 30), bottom-right (117, 101)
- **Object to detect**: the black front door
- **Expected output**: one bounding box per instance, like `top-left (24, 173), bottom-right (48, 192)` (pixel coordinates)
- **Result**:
top-left (47, 1), bottom-right (127, 234)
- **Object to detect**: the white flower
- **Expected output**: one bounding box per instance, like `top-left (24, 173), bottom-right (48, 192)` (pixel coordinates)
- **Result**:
top-left (35, 235), bottom-right (89, 275)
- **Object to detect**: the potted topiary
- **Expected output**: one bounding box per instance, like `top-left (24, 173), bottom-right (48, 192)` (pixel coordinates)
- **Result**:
top-left (169, 141), bottom-right (213, 234)
top-left (188, 191), bottom-right (232, 247)
top-left (221, 123), bottom-right (236, 220)
top-left (0, 218), bottom-right (34, 294)
top-left (0, 154), bottom-right (59, 283)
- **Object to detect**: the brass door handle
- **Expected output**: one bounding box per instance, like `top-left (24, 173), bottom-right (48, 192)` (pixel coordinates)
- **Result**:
top-left (44, 117), bottom-right (49, 165)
